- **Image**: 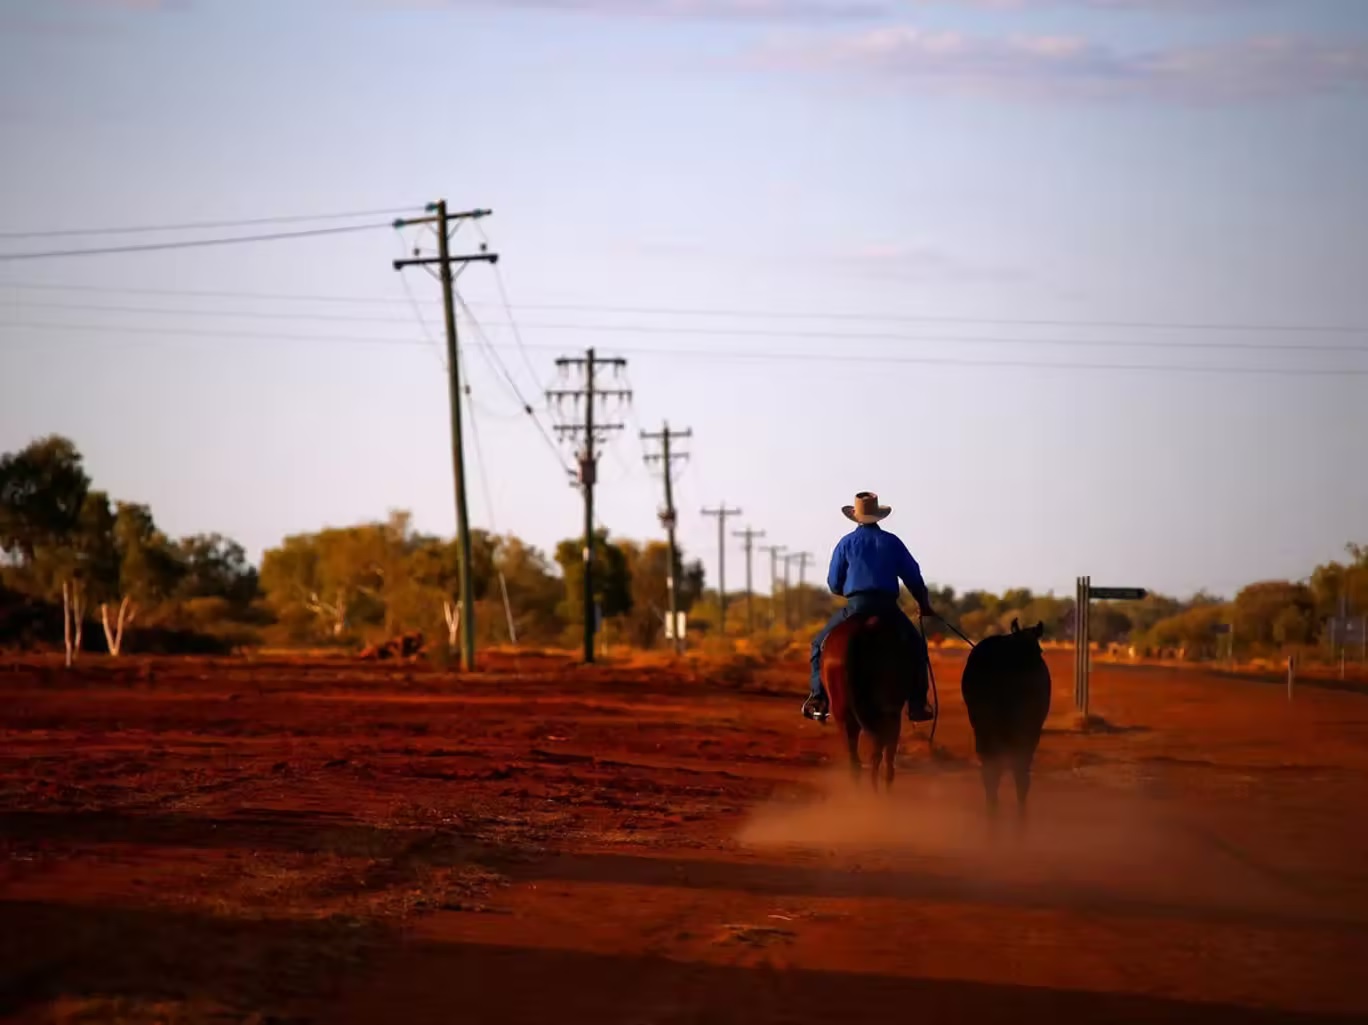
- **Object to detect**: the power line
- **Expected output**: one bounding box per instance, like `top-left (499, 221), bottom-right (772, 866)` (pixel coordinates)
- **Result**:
top-left (394, 241), bottom-right (524, 419)
top-left (0, 205), bottom-right (416, 240)
top-left (472, 220), bottom-right (544, 390)
top-left (0, 281), bottom-right (433, 304)
top-left (0, 319), bottom-right (429, 348)
top-left (5, 320), bottom-right (1367, 377)
top-left (452, 319), bottom-right (1368, 355)
top-left (6, 299), bottom-right (1364, 354)
top-left (459, 347), bottom-right (522, 650)
top-left (454, 299), bottom-right (576, 478)
top-left (0, 222), bottom-right (394, 262)
top-left (2, 280), bottom-right (1364, 336)
top-left (473, 302), bottom-right (1368, 337)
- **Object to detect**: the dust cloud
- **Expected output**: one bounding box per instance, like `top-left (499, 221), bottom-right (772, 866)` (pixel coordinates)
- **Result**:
top-left (734, 769), bottom-right (1312, 921)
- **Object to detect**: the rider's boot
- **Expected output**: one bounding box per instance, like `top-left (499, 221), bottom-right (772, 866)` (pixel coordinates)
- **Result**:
top-left (801, 692), bottom-right (829, 722)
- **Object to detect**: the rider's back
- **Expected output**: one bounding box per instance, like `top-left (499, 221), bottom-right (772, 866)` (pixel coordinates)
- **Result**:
top-left (832, 524), bottom-right (921, 597)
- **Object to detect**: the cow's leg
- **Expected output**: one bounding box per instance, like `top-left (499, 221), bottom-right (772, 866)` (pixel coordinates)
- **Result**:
top-left (1012, 750), bottom-right (1034, 833)
top-left (981, 757), bottom-right (1003, 826)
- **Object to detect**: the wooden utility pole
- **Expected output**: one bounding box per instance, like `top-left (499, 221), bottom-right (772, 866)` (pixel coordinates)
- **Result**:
top-left (784, 551), bottom-right (812, 629)
top-left (733, 526), bottom-right (765, 635)
top-left (392, 201), bottom-right (497, 672)
top-left (701, 504), bottom-right (741, 636)
top-left (641, 422), bottom-right (692, 653)
top-left (760, 543), bottom-right (786, 627)
top-left (548, 348), bottom-right (630, 663)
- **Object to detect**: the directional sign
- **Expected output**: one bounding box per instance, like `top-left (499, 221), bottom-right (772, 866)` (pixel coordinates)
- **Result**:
top-left (1089, 587), bottom-right (1147, 601)
top-left (1329, 617), bottom-right (1366, 642)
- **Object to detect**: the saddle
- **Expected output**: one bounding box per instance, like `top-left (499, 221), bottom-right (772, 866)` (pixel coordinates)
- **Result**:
top-left (823, 612), bottom-right (925, 670)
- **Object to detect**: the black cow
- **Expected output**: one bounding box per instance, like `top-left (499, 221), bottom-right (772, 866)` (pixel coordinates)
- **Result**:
top-left (960, 619), bottom-right (1052, 828)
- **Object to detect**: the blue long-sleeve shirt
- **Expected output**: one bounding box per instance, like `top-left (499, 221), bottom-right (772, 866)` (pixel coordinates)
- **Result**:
top-left (827, 523), bottom-right (931, 611)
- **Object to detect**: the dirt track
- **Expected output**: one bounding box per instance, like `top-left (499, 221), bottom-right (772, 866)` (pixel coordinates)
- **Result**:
top-left (2, 649), bottom-right (1367, 1023)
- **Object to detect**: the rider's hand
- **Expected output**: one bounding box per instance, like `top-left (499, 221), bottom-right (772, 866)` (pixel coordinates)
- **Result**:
top-left (920, 607), bottom-right (937, 619)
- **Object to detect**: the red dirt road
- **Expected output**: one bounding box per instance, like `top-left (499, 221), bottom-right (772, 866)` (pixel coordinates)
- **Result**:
top-left (2, 650), bottom-right (1367, 1023)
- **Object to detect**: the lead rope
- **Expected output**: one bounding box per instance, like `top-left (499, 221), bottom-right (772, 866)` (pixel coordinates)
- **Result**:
top-left (920, 612), bottom-right (940, 748)
top-left (920, 613), bottom-right (975, 749)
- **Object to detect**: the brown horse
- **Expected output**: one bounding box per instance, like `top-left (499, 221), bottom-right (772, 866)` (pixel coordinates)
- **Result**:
top-left (820, 612), bottom-right (910, 791)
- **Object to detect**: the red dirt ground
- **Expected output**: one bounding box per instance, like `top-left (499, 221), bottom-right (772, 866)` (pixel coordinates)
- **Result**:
top-left (2, 649), bottom-right (1367, 1024)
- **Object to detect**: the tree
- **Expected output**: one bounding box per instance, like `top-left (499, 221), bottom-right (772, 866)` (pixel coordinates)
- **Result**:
top-left (174, 533), bottom-right (258, 610)
top-left (618, 539), bottom-right (673, 648)
top-left (492, 534), bottom-right (563, 645)
top-left (1310, 544), bottom-right (1368, 627)
top-left (0, 437), bottom-right (96, 663)
top-left (0, 435), bottom-right (90, 567)
top-left (1142, 602), bottom-right (1231, 659)
top-left (72, 490), bottom-right (118, 659)
top-left (555, 530), bottom-right (632, 639)
top-left (260, 532), bottom-right (341, 640)
top-left (100, 502), bottom-right (183, 655)
top-left (1233, 580), bottom-right (1317, 653)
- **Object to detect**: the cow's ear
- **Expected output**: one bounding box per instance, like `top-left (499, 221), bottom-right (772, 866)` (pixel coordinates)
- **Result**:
top-left (1011, 618), bottom-right (1020, 633)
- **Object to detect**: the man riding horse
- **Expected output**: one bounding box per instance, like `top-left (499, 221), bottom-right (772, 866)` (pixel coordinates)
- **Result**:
top-left (803, 491), bottom-right (936, 724)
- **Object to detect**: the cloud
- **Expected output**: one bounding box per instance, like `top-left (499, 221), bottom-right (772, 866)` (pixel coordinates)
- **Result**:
top-left (61, 0), bottom-right (190, 9)
top-left (755, 27), bottom-right (1368, 102)
top-left (830, 242), bottom-right (1025, 282)
top-left (899, 0), bottom-right (1276, 9)
top-left (378, 0), bottom-right (888, 19)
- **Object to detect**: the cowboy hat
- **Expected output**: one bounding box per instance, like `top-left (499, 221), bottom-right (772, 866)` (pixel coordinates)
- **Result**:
top-left (842, 491), bottom-right (891, 524)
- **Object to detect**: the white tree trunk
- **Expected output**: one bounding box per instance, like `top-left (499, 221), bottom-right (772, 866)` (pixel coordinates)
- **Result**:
top-left (100, 596), bottom-right (136, 657)
top-left (72, 584), bottom-right (85, 661)
top-left (62, 580), bottom-right (74, 668)
top-left (443, 599), bottom-right (461, 649)
top-left (306, 590), bottom-right (347, 637)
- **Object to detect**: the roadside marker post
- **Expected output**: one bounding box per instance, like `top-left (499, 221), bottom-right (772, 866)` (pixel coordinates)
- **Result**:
top-left (1074, 578), bottom-right (1147, 716)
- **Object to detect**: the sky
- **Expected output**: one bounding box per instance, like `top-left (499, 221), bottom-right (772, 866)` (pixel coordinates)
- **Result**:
top-left (1, 0), bottom-right (1366, 602)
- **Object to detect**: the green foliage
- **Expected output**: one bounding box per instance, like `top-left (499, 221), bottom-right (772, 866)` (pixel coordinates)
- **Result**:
top-left (5, 437), bottom-right (1365, 663)
top-left (0, 434), bottom-right (90, 565)
top-left (1140, 602), bottom-right (1231, 659)
top-left (1233, 580), bottom-right (1317, 652)
top-left (554, 529), bottom-right (632, 629)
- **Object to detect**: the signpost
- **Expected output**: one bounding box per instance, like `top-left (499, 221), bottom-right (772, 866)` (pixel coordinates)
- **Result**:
top-left (1074, 578), bottom-right (1148, 716)
top-left (1212, 622), bottom-right (1234, 667)
top-left (1328, 615), bottom-right (1366, 679)
top-left (1089, 587), bottom-right (1148, 601)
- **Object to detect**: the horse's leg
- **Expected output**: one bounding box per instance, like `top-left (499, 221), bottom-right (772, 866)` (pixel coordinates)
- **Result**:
top-left (884, 723), bottom-right (900, 792)
top-left (870, 740), bottom-right (885, 793)
top-left (846, 721), bottom-right (862, 786)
